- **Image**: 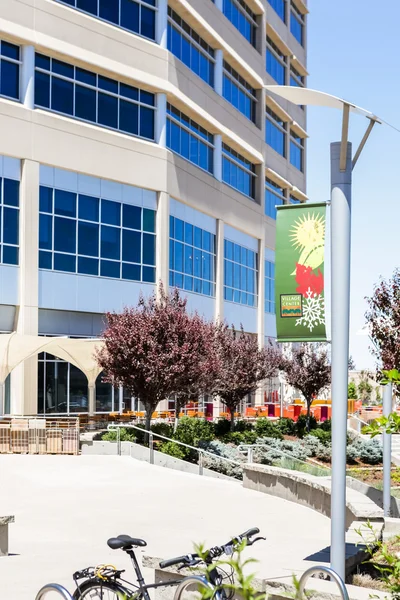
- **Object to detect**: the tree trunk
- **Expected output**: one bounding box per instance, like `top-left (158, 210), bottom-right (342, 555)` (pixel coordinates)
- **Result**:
top-left (144, 405), bottom-right (154, 444)
top-left (174, 397), bottom-right (184, 432)
top-left (306, 398), bottom-right (312, 432)
top-left (230, 407), bottom-right (235, 431)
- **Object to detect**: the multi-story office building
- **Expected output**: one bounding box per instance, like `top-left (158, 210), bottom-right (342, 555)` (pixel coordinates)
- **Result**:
top-left (0, 0), bottom-right (307, 417)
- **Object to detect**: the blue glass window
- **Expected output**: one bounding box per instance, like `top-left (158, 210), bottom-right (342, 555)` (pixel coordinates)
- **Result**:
top-left (55, 0), bottom-right (156, 41)
top-left (167, 104), bottom-right (214, 174)
top-left (290, 2), bottom-right (304, 46)
top-left (222, 144), bottom-right (256, 199)
top-left (266, 107), bottom-right (286, 156)
top-left (224, 239), bottom-right (257, 307)
top-left (222, 0), bottom-right (256, 47)
top-left (290, 65), bottom-right (305, 88)
top-left (35, 54), bottom-right (156, 141)
top-left (0, 177), bottom-right (20, 265)
top-left (266, 37), bottom-right (286, 84)
top-left (265, 178), bottom-right (285, 219)
top-left (290, 194), bottom-right (301, 205)
top-left (223, 62), bottom-right (256, 123)
top-left (170, 216), bottom-right (216, 297)
top-left (39, 182), bottom-right (156, 283)
top-left (167, 8), bottom-right (215, 88)
top-left (0, 41), bottom-right (20, 101)
top-left (265, 260), bottom-right (275, 313)
top-left (290, 130), bottom-right (304, 171)
top-left (268, 0), bottom-right (286, 22)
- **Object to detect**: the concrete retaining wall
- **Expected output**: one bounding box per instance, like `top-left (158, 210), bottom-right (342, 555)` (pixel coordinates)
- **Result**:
top-left (346, 476), bottom-right (400, 518)
top-left (243, 464), bottom-right (383, 528)
top-left (81, 440), bottom-right (234, 481)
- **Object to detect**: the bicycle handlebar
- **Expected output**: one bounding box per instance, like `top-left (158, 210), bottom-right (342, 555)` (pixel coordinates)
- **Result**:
top-left (159, 528), bottom-right (262, 570)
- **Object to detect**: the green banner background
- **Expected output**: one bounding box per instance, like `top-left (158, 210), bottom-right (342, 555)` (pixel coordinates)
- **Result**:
top-left (275, 203), bottom-right (327, 342)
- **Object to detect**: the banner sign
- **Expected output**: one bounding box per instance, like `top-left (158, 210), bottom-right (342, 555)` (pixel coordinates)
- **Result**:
top-left (275, 203), bottom-right (327, 342)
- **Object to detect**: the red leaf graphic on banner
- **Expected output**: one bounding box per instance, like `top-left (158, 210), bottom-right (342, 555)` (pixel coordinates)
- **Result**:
top-left (295, 263), bottom-right (324, 297)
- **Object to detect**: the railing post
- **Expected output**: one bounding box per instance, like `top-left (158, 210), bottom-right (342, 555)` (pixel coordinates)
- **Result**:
top-left (117, 427), bottom-right (121, 456)
top-left (199, 450), bottom-right (204, 476)
top-left (149, 432), bottom-right (154, 464)
top-left (248, 447), bottom-right (254, 464)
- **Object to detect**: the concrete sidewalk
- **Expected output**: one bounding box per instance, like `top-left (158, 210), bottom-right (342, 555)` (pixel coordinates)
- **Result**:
top-left (0, 454), bottom-right (332, 599)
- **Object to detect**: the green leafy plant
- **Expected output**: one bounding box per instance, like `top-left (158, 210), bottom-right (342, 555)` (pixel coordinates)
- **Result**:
top-left (348, 381), bottom-right (358, 399)
top-left (356, 522), bottom-right (400, 597)
top-left (102, 427), bottom-right (136, 443)
top-left (158, 441), bottom-right (187, 460)
top-left (254, 418), bottom-right (283, 439)
top-left (363, 412), bottom-right (400, 437)
top-left (194, 539), bottom-right (259, 600)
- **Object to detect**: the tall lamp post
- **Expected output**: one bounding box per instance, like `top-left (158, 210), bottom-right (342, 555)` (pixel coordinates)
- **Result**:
top-left (265, 85), bottom-right (380, 580)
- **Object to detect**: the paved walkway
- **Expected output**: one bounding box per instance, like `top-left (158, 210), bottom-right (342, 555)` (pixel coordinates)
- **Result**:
top-left (0, 454), bottom-right (332, 599)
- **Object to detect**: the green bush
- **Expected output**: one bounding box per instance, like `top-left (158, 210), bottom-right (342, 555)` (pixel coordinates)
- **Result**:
top-left (274, 417), bottom-right (297, 436)
top-left (214, 419), bottom-right (232, 437)
top-left (159, 441), bottom-right (187, 460)
top-left (254, 418), bottom-right (283, 439)
top-left (199, 440), bottom-right (245, 479)
top-left (309, 428), bottom-right (331, 445)
top-left (296, 414), bottom-right (318, 437)
top-left (319, 418), bottom-right (332, 432)
top-left (151, 422), bottom-right (174, 439)
top-left (347, 438), bottom-right (383, 465)
top-left (174, 416), bottom-right (215, 447)
top-left (233, 420), bottom-right (254, 433)
top-left (221, 430), bottom-right (258, 445)
top-left (102, 427), bottom-right (136, 443)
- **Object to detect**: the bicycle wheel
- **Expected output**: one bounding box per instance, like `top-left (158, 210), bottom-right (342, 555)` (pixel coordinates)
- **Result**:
top-left (73, 578), bottom-right (129, 599)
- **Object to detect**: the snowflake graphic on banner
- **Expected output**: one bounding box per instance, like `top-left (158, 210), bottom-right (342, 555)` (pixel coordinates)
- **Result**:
top-left (296, 288), bottom-right (325, 332)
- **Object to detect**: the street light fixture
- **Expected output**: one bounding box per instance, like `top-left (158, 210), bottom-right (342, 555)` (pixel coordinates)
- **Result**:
top-left (265, 84), bottom-right (381, 580)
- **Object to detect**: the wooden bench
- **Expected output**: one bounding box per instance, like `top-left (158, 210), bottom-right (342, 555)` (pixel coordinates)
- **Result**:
top-left (0, 516), bottom-right (14, 556)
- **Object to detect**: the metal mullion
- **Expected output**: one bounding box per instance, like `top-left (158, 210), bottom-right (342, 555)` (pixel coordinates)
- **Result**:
top-left (119, 211), bottom-right (123, 280)
top-left (0, 56), bottom-right (22, 66)
top-left (67, 362), bottom-right (70, 415)
top-left (168, 115), bottom-right (214, 149)
top-left (170, 18), bottom-right (215, 63)
top-left (232, 0), bottom-right (257, 27)
top-left (223, 154), bottom-right (254, 178)
top-left (223, 68), bottom-right (256, 102)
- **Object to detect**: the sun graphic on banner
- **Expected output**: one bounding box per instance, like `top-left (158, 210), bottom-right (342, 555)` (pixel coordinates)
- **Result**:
top-left (289, 212), bottom-right (325, 251)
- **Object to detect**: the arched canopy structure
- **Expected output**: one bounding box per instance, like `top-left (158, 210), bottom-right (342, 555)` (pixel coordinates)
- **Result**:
top-left (0, 333), bottom-right (104, 385)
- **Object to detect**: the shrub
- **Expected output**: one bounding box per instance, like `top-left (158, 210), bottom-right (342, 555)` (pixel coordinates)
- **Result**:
top-left (296, 414), bottom-right (318, 437)
top-left (221, 431), bottom-right (258, 445)
top-left (309, 428), bottom-right (331, 445)
top-left (102, 427), bottom-right (136, 443)
top-left (254, 418), bottom-right (283, 439)
top-left (303, 435), bottom-right (332, 462)
top-left (174, 416), bottom-right (215, 447)
top-left (256, 437), bottom-right (309, 462)
top-left (275, 417), bottom-right (297, 436)
top-left (199, 440), bottom-right (245, 479)
top-left (234, 420), bottom-right (254, 433)
top-left (214, 419), bottom-right (231, 437)
top-left (347, 438), bottom-right (383, 465)
top-left (151, 422), bottom-right (174, 439)
top-left (159, 441), bottom-right (187, 460)
top-left (319, 418), bottom-right (332, 432)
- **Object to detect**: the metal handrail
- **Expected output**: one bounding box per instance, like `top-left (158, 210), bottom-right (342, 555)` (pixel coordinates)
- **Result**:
top-left (35, 583), bottom-right (74, 600)
top-left (107, 424), bottom-right (244, 476)
top-left (297, 566), bottom-right (349, 600)
top-left (237, 443), bottom-right (332, 474)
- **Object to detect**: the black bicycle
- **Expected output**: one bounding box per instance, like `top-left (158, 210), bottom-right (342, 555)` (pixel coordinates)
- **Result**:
top-left (72, 529), bottom-right (264, 599)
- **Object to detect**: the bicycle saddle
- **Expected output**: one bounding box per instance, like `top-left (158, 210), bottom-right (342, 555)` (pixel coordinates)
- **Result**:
top-left (107, 535), bottom-right (147, 550)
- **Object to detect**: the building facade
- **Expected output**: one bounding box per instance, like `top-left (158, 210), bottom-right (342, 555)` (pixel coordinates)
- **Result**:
top-left (0, 0), bottom-right (307, 416)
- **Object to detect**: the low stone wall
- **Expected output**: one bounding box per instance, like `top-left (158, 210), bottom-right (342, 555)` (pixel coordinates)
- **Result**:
top-left (143, 556), bottom-right (388, 600)
top-left (346, 475), bottom-right (400, 518)
top-left (243, 464), bottom-right (383, 528)
top-left (81, 440), bottom-right (235, 481)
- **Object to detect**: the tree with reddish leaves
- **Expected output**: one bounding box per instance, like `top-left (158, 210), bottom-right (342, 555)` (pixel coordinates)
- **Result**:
top-left (365, 269), bottom-right (400, 382)
top-left (279, 343), bottom-right (331, 430)
top-left (212, 325), bottom-right (281, 430)
top-left (96, 285), bottom-right (219, 434)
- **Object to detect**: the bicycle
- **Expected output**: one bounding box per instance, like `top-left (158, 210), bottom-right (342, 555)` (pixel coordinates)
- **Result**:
top-left (72, 529), bottom-right (264, 599)
top-left (159, 527), bottom-right (265, 600)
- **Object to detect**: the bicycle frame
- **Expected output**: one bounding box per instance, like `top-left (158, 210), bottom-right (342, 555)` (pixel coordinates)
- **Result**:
top-left (75, 547), bottom-right (183, 600)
